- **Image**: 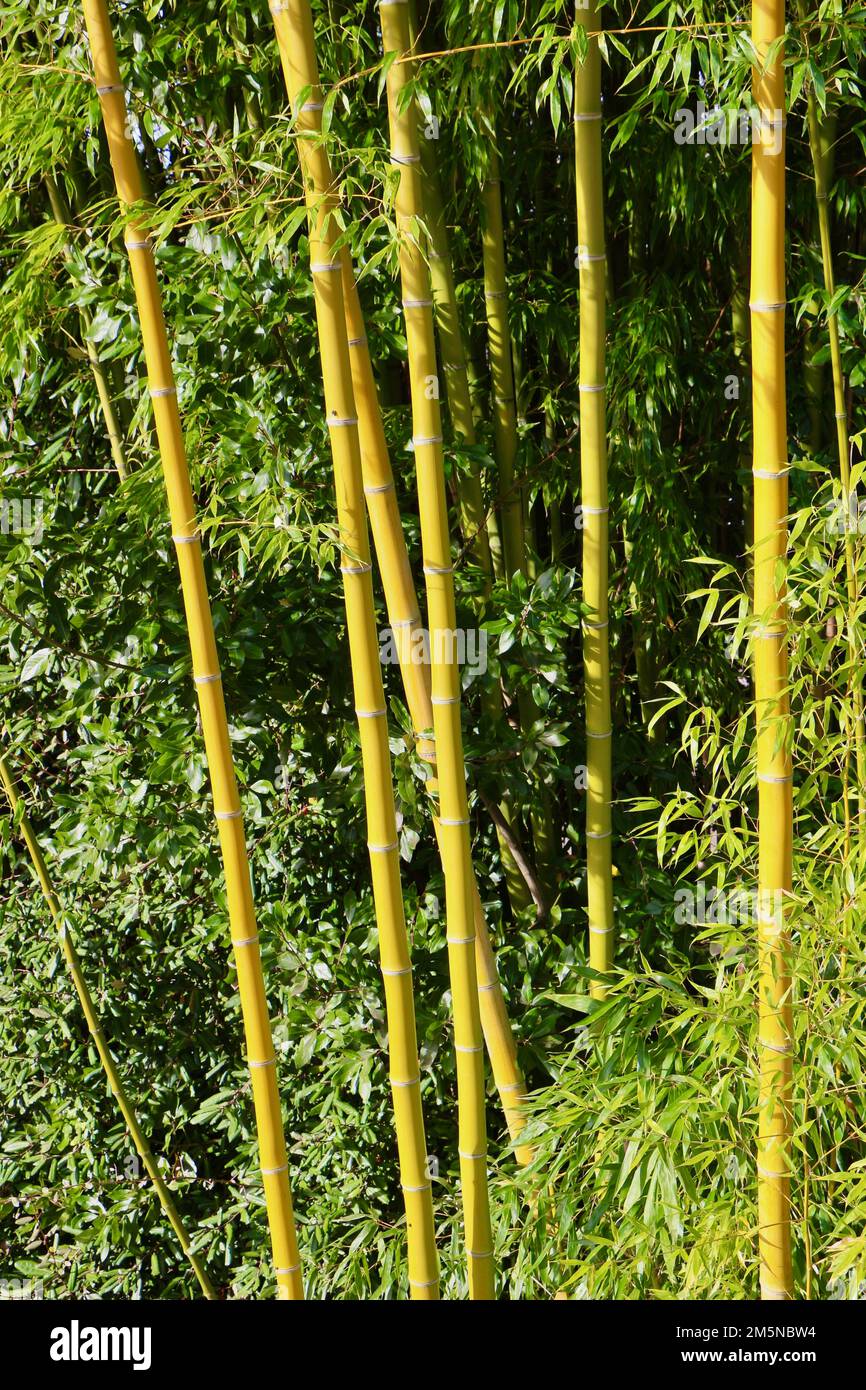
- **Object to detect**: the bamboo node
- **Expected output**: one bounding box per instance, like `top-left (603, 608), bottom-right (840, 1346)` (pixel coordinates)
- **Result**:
top-left (125, 239), bottom-right (151, 251)
top-left (274, 1264), bottom-right (301, 1275)
top-left (261, 1163), bottom-right (288, 1176)
top-left (402, 298), bottom-right (433, 309)
top-left (172, 532), bottom-right (201, 545)
top-left (583, 619), bottom-right (609, 630)
top-left (455, 1048), bottom-right (483, 1057)
top-left (581, 505), bottom-right (609, 515)
top-left (150, 386), bottom-right (177, 398)
top-left (401, 1181), bottom-right (431, 1192)
top-left (300, 102), bottom-right (324, 113)
top-left (391, 1076), bottom-right (421, 1089)
top-left (368, 840), bottom-right (399, 854)
top-left (574, 112), bottom-right (602, 122)
top-left (484, 290), bottom-right (507, 301)
top-left (757, 772), bottom-right (792, 784)
top-left (467, 1249), bottom-right (494, 1258)
top-left (438, 815), bottom-right (469, 825)
top-left (756, 1162), bottom-right (789, 1181)
top-left (430, 695), bottom-right (460, 707)
top-left (355, 706), bottom-right (387, 718)
top-left (409, 1277), bottom-right (439, 1289)
top-left (381, 965), bottom-right (413, 977)
top-left (586, 829), bottom-right (612, 840)
top-left (422, 562), bottom-right (452, 574)
top-left (752, 467), bottom-right (789, 479)
top-left (758, 1037), bottom-right (793, 1055)
top-left (446, 934), bottom-right (475, 945)
top-left (215, 809), bottom-right (242, 821)
top-left (327, 415), bottom-right (359, 428)
top-left (310, 261), bottom-right (341, 273)
top-left (248, 1057), bottom-right (276, 1069)
top-left (361, 480), bottom-right (397, 497)
top-left (340, 562), bottom-right (372, 574)
top-left (390, 152), bottom-right (420, 165)
top-left (589, 924), bottom-right (615, 935)
top-left (194, 672), bottom-right (222, 686)
top-left (749, 301), bottom-right (786, 313)
top-left (347, 336), bottom-right (367, 347)
top-left (96, 83), bottom-right (123, 95)
top-left (231, 934), bottom-right (259, 949)
top-left (578, 252), bottom-right (607, 264)
top-left (586, 729), bottom-right (612, 739)
top-left (579, 383), bottom-right (606, 394)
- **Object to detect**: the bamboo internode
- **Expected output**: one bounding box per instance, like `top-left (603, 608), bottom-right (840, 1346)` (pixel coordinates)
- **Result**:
top-left (750, 0), bottom-right (793, 1301)
top-left (269, 0), bottom-right (439, 1299)
top-left (380, 0), bottom-right (495, 1298)
top-left (574, 6), bottom-right (614, 995)
top-left (80, 0), bottom-right (303, 1300)
top-left (0, 750), bottom-right (215, 1299)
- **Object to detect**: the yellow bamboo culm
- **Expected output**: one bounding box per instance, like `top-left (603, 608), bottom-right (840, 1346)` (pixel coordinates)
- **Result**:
top-left (0, 749), bottom-right (215, 1299)
top-left (266, 0), bottom-right (530, 1161)
top-left (80, 0), bottom-right (303, 1300)
top-left (380, 0), bottom-right (494, 1297)
top-left (575, 6), bottom-right (613, 996)
top-left (269, 0), bottom-right (439, 1300)
top-left (750, 0), bottom-right (793, 1301)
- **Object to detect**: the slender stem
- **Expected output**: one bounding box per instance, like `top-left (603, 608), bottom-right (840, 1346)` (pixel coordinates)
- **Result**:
top-left (0, 749), bottom-right (215, 1299)
top-left (80, 0), bottom-right (303, 1300)
top-left (750, 0), bottom-right (793, 1301)
top-left (575, 6), bottom-right (614, 995)
top-left (45, 175), bottom-right (128, 482)
top-left (270, 0), bottom-right (439, 1299)
top-left (380, 0), bottom-right (494, 1298)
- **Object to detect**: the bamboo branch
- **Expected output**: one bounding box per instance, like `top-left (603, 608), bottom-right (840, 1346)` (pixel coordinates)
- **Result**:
top-left (0, 748), bottom-right (215, 1299)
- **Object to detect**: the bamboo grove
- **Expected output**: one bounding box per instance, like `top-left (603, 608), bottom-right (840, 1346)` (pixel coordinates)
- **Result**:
top-left (0, 1), bottom-right (864, 1302)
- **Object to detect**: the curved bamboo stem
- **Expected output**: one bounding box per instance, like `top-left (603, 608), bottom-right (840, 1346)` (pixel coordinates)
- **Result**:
top-left (481, 145), bottom-right (525, 581)
top-left (575, 7), bottom-right (613, 995)
top-left (750, 0), bottom-right (793, 1301)
top-left (0, 749), bottom-right (215, 1299)
top-left (380, 0), bottom-right (494, 1298)
top-left (80, 0), bottom-right (302, 1300)
top-left (269, 0), bottom-right (439, 1299)
top-left (265, 0), bottom-right (530, 1160)
top-left (798, 30), bottom-right (865, 825)
top-left (45, 175), bottom-right (128, 481)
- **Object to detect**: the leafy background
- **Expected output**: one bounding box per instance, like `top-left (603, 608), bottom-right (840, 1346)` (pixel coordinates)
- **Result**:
top-left (0, 0), bottom-right (864, 1298)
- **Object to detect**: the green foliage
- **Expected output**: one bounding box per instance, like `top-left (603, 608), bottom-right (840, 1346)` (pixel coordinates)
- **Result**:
top-left (0, 0), bottom-right (864, 1299)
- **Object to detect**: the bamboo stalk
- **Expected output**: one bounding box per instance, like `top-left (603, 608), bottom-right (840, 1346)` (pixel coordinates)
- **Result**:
top-left (269, 0), bottom-right (439, 1299)
top-left (0, 748), bottom-right (215, 1299)
top-left (379, 0), bottom-right (494, 1298)
top-left (750, 0), bottom-right (793, 1300)
top-left (798, 27), bottom-right (865, 824)
top-left (410, 107), bottom-right (496, 573)
top-left (479, 134), bottom-right (556, 902)
top-left (481, 144), bottom-right (525, 581)
top-left (80, 0), bottom-right (303, 1300)
top-left (575, 6), bottom-right (614, 995)
top-left (265, 0), bottom-right (531, 1160)
top-left (45, 175), bottom-right (128, 481)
